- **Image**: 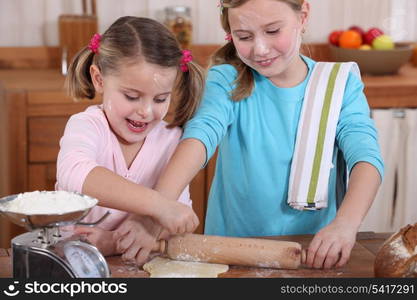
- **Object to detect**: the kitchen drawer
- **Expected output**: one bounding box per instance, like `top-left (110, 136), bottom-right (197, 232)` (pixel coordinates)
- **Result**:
top-left (28, 112), bottom-right (178, 164)
top-left (28, 117), bottom-right (68, 163)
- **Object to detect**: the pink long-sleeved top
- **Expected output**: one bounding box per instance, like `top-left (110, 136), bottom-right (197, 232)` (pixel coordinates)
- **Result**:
top-left (55, 105), bottom-right (191, 230)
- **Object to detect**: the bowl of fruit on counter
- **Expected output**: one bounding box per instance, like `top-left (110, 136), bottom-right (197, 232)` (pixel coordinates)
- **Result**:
top-left (328, 26), bottom-right (413, 75)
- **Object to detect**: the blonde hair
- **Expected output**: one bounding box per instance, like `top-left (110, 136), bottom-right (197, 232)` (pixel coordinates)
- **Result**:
top-left (66, 16), bottom-right (205, 128)
top-left (212, 0), bottom-right (304, 101)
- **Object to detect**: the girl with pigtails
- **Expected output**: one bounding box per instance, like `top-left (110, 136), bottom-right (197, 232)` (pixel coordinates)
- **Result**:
top-left (56, 16), bottom-right (204, 265)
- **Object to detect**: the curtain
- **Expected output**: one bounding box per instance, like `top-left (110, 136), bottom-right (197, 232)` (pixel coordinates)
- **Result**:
top-left (361, 109), bottom-right (417, 232)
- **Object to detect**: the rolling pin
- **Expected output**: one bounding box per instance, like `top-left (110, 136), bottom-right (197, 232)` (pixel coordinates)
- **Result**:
top-left (152, 233), bottom-right (303, 269)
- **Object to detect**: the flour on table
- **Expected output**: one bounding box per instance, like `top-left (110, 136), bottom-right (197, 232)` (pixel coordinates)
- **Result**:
top-left (0, 191), bottom-right (97, 215)
top-left (143, 256), bottom-right (229, 278)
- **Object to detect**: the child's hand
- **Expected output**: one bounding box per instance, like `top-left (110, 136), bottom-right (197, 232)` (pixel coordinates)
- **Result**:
top-left (114, 215), bottom-right (164, 266)
top-left (304, 218), bottom-right (357, 269)
top-left (73, 226), bottom-right (119, 257)
top-left (154, 198), bottom-right (199, 235)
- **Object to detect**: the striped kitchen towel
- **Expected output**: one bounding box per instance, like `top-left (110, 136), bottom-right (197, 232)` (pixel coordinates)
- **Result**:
top-left (287, 62), bottom-right (360, 210)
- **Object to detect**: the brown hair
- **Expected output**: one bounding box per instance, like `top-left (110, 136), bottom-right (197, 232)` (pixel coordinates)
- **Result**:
top-left (212, 0), bottom-right (304, 101)
top-left (66, 16), bottom-right (205, 128)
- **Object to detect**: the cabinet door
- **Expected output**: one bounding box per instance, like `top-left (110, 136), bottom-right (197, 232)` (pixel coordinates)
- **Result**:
top-left (28, 163), bottom-right (57, 191)
top-left (189, 169), bottom-right (207, 234)
top-left (191, 151), bottom-right (218, 234)
top-left (1, 163), bottom-right (57, 249)
top-left (28, 117), bottom-right (68, 163)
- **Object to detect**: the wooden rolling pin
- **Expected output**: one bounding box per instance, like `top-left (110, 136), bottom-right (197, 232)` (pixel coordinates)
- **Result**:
top-left (153, 233), bottom-right (303, 269)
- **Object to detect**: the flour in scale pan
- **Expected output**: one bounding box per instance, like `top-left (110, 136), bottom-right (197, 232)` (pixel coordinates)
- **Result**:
top-left (0, 190), bottom-right (97, 215)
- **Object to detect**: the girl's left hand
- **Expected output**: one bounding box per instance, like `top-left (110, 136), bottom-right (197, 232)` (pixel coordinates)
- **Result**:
top-left (114, 215), bottom-right (166, 266)
top-left (304, 218), bottom-right (357, 269)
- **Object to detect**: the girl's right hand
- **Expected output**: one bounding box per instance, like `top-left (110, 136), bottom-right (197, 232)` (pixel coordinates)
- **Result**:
top-left (73, 226), bottom-right (119, 257)
top-left (154, 198), bottom-right (199, 235)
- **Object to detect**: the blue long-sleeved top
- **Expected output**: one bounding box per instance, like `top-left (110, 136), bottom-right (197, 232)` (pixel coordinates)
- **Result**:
top-left (182, 56), bottom-right (384, 237)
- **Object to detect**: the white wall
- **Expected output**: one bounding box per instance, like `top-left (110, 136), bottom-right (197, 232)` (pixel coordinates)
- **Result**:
top-left (0, 0), bottom-right (416, 46)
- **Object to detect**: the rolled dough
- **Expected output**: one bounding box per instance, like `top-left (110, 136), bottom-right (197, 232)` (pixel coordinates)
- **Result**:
top-left (143, 256), bottom-right (229, 278)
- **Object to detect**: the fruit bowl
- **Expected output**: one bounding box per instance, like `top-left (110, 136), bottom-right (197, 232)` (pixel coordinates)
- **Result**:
top-left (329, 43), bottom-right (413, 75)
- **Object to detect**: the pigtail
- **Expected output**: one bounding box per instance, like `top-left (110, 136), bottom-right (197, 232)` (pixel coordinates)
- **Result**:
top-left (210, 41), bottom-right (254, 102)
top-left (168, 61), bottom-right (205, 128)
top-left (65, 47), bottom-right (97, 101)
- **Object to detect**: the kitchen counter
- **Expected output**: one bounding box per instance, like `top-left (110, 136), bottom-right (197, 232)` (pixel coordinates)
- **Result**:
top-left (0, 232), bottom-right (391, 278)
top-left (363, 64), bottom-right (417, 108)
top-left (0, 63), bottom-right (416, 109)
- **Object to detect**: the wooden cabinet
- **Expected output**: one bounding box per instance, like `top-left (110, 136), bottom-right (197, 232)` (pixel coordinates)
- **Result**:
top-left (0, 69), bottom-right (99, 247)
top-left (0, 45), bottom-right (221, 248)
top-left (0, 69), bottom-right (215, 248)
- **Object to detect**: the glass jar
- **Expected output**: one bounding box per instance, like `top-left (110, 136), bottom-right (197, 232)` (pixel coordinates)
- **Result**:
top-left (164, 6), bottom-right (192, 49)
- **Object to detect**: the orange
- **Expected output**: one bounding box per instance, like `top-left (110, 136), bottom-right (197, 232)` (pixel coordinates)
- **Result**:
top-left (339, 30), bottom-right (362, 49)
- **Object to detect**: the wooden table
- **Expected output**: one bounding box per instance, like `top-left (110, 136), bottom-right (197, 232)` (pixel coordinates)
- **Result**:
top-left (0, 232), bottom-right (391, 278)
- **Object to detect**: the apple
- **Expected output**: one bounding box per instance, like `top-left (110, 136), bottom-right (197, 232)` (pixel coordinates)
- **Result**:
top-left (328, 30), bottom-right (343, 46)
top-left (359, 44), bottom-right (372, 50)
top-left (349, 25), bottom-right (365, 40)
top-left (372, 35), bottom-right (394, 50)
top-left (364, 27), bottom-right (384, 45)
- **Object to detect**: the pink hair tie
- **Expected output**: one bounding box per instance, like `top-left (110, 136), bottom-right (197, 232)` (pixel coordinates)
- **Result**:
top-left (225, 33), bottom-right (232, 41)
top-left (88, 33), bottom-right (101, 54)
top-left (180, 49), bottom-right (193, 72)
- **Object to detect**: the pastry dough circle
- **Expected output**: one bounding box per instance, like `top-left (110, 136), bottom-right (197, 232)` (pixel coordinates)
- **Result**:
top-left (143, 256), bottom-right (229, 278)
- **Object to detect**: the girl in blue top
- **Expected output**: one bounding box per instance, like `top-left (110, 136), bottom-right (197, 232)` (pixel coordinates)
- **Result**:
top-left (154, 0), bottom-right (383, 269)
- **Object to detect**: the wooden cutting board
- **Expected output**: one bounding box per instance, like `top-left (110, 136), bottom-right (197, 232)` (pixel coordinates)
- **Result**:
top-left (108, 234), bottom-right (380, 278)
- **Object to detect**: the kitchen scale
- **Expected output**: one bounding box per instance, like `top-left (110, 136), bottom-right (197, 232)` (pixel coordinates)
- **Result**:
top-left (0, 192), bottom-right (111, 278)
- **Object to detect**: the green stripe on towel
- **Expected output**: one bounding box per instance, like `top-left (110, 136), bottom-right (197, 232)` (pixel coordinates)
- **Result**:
top-left (307, 63), bottom-right (341, 205)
